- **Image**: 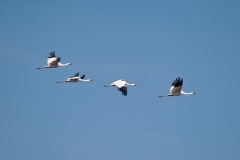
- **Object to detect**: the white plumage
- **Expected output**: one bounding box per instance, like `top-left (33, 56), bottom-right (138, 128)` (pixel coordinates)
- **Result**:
top-left (57, 72), bottom-right (93, 83)
top-left (104, 79), bottom-right (137, 96)
top-left (159, 77), bottom-right (196, 97)
top-left (37, 51), bottom-right (72, 69)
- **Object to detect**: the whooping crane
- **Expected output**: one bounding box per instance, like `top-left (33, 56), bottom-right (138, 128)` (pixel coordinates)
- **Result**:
top-left (104, 79), bottom-right (137, 96)
top-left (37, 51), bottom-right (72, 69)
top-left (159, 77), bottom-right (196, 97)
top-left (57, 72), bottom-right (93, 83)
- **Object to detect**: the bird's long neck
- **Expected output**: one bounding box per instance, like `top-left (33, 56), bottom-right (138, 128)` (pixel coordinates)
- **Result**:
top-left (126, 83), bottom-right (137, 86)
top-left (58, 63), bottom-right (71, 66)
top-left (181, 91), bottom-right (195, 95)
top-left (80, 79), bottom-right (92, 82)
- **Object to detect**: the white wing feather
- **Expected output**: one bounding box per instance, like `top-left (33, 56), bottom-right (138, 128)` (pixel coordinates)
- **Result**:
top-left (113, 80), bottom-right (126, 88)
top-left (47, 57), bottom-right (57, 65)
top-left (170, 86), bottom-right (182, 94)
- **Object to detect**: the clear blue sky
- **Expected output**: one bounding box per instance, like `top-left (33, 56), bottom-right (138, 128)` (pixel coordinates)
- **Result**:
top-left (1, 1), bottom-right (240, 160)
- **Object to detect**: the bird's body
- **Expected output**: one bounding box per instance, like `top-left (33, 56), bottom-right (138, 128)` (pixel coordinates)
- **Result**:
top-left (37, 51), bottom-right (72, 69)
top-left (104, 79), bottom-right (137, 96)
top-left (57, 72), bottom-right (93, 83)
top-left (159, 77), bottom-right (196, 97)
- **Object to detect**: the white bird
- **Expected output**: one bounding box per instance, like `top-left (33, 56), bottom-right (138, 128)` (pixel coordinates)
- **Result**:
top-left (159, 77), bottom-right (196, 97)
top-left (37, 51), bottom-right (72, 69)
top-left (104, 79), bottom-right (137, 96)
top-left (57, 72), bottom-right (93, 83)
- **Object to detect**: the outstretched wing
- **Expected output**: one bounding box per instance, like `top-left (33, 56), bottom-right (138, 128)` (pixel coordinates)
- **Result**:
top-left (81, 74), bottom-right (85, 79)
top-left (112, 79), bottom-right (124, 85)
top-left (49, 57), bottom-right (60, 65)
top-left (118, 86), bottom-right (127, 96)
top-left (47, 51), bottom-right (57, 64)
top-left (49, 57), bottom-right (61, 65)
top-left (170, 77), bottom-right (183, 94)
top-left (48, 51), bottom-right (55, 58)
top-left (70, 72), bottom-right (79, 78)
top-left (74, 72), bottom-right (79, 77)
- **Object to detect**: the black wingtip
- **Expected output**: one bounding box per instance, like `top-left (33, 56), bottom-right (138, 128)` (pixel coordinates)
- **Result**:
top-left (48, 51), bottom-right (56, 58)
top-left (81, 74), bottom-right (85, 79)
top-left (118, 87), bottom-right (127, 96)
top-left (172, 77), bottom-right (183, 87)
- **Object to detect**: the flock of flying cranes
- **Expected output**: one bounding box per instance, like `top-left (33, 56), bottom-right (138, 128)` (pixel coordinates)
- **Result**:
top-left (37, 51), bottom-right (196, 97)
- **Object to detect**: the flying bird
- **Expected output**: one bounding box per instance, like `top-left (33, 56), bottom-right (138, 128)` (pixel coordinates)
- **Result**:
top-left (159, 77), bottom-right (196, 97)
top-left (104, 79), bottom-right (137, 96)
top-left (57, 72), bottom-right (93, 83)
top-left (37, 51), bottom-right (72, 69)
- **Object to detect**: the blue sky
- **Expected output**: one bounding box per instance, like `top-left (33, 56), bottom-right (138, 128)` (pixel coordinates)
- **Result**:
top-left (0, 1), bottom-right (240, 160)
